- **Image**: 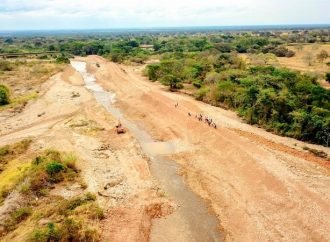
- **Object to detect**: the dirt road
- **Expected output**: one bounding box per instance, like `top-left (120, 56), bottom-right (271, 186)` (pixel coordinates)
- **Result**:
top-left (82, 55), bottom-right (330, 242)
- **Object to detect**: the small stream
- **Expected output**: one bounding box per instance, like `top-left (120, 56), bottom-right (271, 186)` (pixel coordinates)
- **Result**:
top-left (71, 61), bottom-right (223, 242)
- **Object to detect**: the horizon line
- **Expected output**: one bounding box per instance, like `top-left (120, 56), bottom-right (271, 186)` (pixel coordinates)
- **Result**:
top-left (1, 23), bottom-right (330, 32)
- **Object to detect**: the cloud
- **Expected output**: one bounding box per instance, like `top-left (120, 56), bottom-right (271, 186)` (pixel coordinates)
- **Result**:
top-left (0, 0), bottom-right (329, 30)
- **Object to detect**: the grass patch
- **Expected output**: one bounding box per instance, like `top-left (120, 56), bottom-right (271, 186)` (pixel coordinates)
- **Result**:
top-left (0, 91), bottom-right (39, 112)
top-left (29, 222), bottom-right (61, 242)
top-left (0, 159), bottom-right (31, 203)
top-left (0, 149), bottom-right (102, 241)
top-left (0, 139), bottom-right (32, 164)
top-left (27, 149), bottom-right (79, 196)
top-left (28, 194), bottom-right (103, 242)
top-left (3, 206), bottom-right (32, 232)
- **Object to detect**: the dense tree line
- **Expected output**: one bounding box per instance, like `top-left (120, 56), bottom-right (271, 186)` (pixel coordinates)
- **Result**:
top-left (2, 27), bottom-right (329, 62)
top-left (146, 51), bottom-right (330, 146)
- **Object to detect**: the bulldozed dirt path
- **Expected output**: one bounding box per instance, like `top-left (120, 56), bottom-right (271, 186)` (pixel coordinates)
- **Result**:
top-left (81, 55), bottom-right (330, 242)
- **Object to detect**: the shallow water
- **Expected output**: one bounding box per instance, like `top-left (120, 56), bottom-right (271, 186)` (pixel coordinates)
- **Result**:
top-left (71, 60), bottom-right (223, 242)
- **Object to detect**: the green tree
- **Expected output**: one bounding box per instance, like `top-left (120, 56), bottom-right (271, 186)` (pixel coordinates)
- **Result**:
top-left (147, 64), bottom-right (161, 81)
top-left (160, 75), bottom-right (182, 90)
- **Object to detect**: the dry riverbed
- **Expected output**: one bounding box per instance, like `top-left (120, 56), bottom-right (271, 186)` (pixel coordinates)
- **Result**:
top-left (0, 55), bottom-right (329, 242)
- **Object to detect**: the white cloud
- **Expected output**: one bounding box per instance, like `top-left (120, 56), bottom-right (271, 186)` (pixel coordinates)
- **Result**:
top-left (0, 0), bottom-right (329, 30)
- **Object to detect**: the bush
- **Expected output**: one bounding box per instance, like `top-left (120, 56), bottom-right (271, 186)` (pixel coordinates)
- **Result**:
top-left (62, 153), bottom-right (78, 172)
top-left (11, 207), bottom-right (32, 223)
top-left (60, 193), bottom-right (96, 214)
top-left (326, 73), bottom-right (330, 83)
top-left (30, 171), bottom-right (49, 193)
top-left (147, 64), bottom-right (161, 81)
top-left (46, 161), bottom-right (64, 175)
top-left (55, 56), bottom-right (70, 64)
top-left (29, 150), bottom-right (80, 195)
top-left (0, 84), bottom-right (10, 105)
top-left (29, 223), bottom-right (61, 242)
top-left (192, 80), bottom-right (202, 88)
top-left (0, 60), bottom-right (13, 71)
top-left (194, 87), bottom-right (209, 101)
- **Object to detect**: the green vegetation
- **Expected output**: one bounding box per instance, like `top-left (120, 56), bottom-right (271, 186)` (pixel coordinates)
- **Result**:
top-left (55, 55), bottom-right (70, 64)
top-left (0, 60), bottom-right (13, 71)
top-left (29, 193), bottom-right (103, 242)
top-left (0, 145), bottom-right (103, 241)
top-left (28, 149), bottom-right (79, 195)
top-left (146, 51), bottom-right (330, 146)
top-left (0, 84), bottom-right (10, 105)
top-left (326, 73), bottom-right (330, 83)
top-left (1, 28), bottom-right (329, 147)
top-left (4, 207), bottom-right (32, 231)
top-left (0, 139), bottom-right (32, 172)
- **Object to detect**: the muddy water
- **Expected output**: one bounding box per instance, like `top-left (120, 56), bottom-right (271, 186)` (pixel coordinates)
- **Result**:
top-left (71, 61), bottom-right (223, 242)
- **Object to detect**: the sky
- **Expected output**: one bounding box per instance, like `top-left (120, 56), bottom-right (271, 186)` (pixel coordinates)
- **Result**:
top-left (0, 0), bottom-right (329, 30)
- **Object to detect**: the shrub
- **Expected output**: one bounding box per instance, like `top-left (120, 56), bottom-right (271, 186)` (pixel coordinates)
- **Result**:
top-left (0, 145), bottom-right (10, 157)
top-left (45, 161), bottom-right (65, 183)
top-left (29, 223), bottom-right (61, 242)
top-left (326, 73), bottom-right (330, 83)
top-left (0, 60), bottom-right (13, 71)
top-left (55, 56), bottom-right (70, 64)
top-left (30, 171), bottom-right (49, 193)
top-left (62, 153), bottom-right (78, 172)
top-left (29, 150), bottom-right (80, 195)
top-left (46, 161), bottom-right (64, 175)
top-left (60, 193), bottom-right (96, 213)
top-left (0, 84), bottom-right (10, 105)
top-left (60, 218), bottom-right (81, 241)
top-left (11, 206), bottom-right (32, 223)
top-left (192, 80), bottom-right (202, 88)
top-left (45, 149), bottom-right (61, 161)
top-left (147, 64), bottom-right (161, 81)
top-left (194, 87), bottom-right (209, 101)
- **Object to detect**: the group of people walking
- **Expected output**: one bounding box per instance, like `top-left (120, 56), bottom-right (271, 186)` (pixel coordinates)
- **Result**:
top-left (193, 113), bottom-right (217, 129)
top-left (175, 102), bottom-right (217, 129)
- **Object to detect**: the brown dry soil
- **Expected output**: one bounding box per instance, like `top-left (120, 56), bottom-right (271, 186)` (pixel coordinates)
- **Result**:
top-left (83, 55), bottom-right (329, 242)
top-left (278, 44), bottom-right (330, 89)
top-left (1, 55), bottom-right (329, 242)
top-left (0, 63), bottom-right (173, 242)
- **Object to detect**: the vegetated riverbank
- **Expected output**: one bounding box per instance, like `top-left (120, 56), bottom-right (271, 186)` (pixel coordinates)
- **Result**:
top-left (145, 51), bottom-right (330, 148)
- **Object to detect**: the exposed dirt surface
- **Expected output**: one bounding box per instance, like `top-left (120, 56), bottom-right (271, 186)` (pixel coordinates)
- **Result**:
top-left (81, 55), bottom-right (330, 242)
top-left (0, 64), bottom-right (172, 242)
top-left (1, 55), bottom-right (330, 242)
